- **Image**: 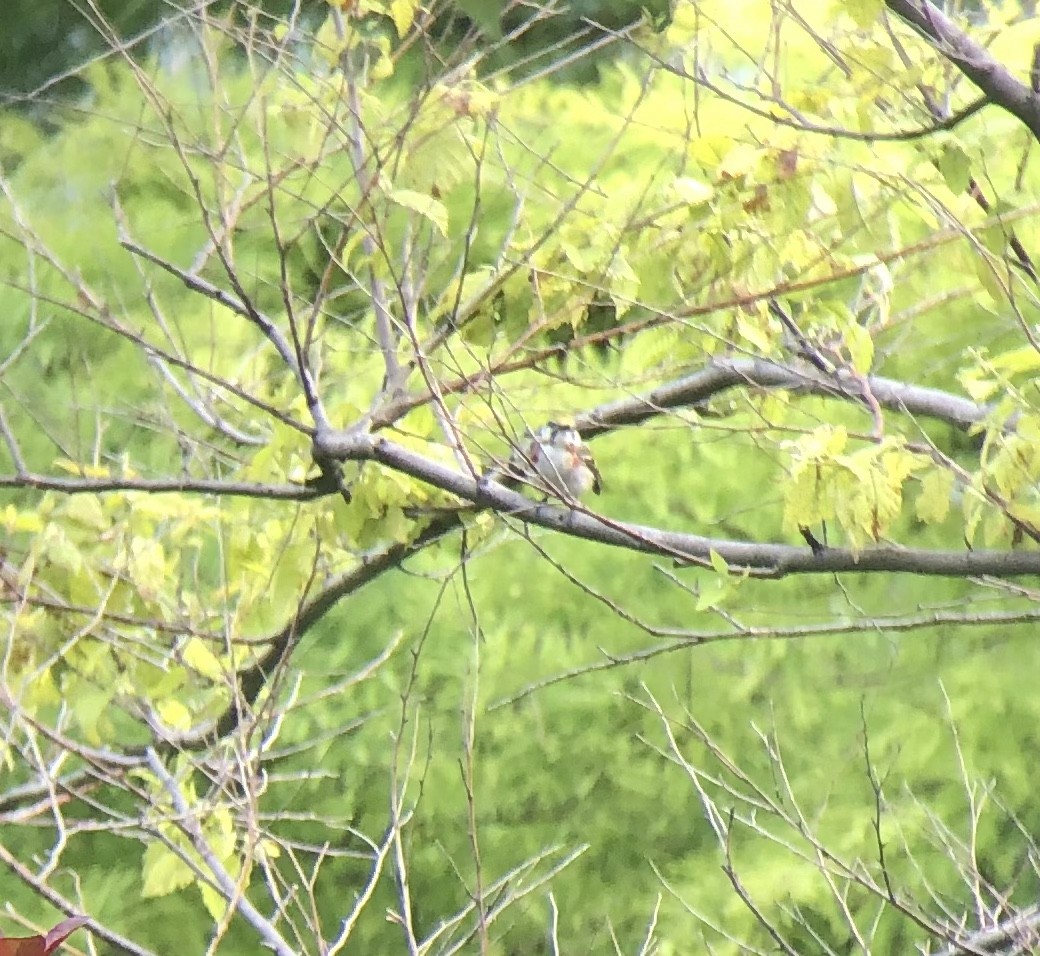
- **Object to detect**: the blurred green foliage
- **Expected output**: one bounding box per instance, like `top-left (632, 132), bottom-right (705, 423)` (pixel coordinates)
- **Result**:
top-left (0, 0), bottom-right (668, 110)
top-left (4, 1), bottom-right (1040, 954)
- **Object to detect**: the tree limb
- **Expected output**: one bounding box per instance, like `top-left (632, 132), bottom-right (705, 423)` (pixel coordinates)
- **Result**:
top-left (212, 511), bottom-right (462, 740)
top-left (313, 429), bottom-right (1040, 579)
top-left (576, 357), bottom-right (987, 436)
top-left (886, 0), bottom-right (1040, 141)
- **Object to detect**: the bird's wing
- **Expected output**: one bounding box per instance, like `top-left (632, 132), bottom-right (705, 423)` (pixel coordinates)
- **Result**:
top-left (581, 447), bottom-right (602, 494)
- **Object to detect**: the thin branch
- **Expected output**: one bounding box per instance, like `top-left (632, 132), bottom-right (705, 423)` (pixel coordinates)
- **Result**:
top-left (929, 903), bottom-right (1040, 955)
top-left (0, 473), bottom-right (323, 499)
top-left (326, 817), bottom-right (405, 955)
top-left (144, 352), bottom-right (268, 446)
top-left (211, 511), bottom-right (462, 740)
top-left (0, 840), bottom-right (155, 956)
top-left (886, 0), bottom-right (1040, 141)
top-left (146, 749), bottom-right (298, 956)
top-left (118, 236), bottom-right (304, 380)
top-left (333, 10), bottom-right (403, 394)
top-left (0, 403), bottom-right (28, 475)
top-left (599, 17), bottom-right (990, 143)
top-left (490, 605), bottom-right (1040, 709)
top-left (882, 13), bottom-right (1040, 284)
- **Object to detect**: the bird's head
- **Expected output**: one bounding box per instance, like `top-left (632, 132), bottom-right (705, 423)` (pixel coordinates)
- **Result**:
top-left (542, 420), bottom-right (580, 447)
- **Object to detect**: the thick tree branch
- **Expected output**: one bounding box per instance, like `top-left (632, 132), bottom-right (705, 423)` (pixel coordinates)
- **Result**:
top-left (312, 429), bottom-right (1040, 579)
top-left (886, 0), bottom-right (1040, 141)
top-left (202, 350), bottom-right (994, 742)
top-left (931, 904), bottom-right (1040, 956)
top-left (0, 359), bottom-right (985, 500)
top-left (576, 357), bottom-right (987, 436)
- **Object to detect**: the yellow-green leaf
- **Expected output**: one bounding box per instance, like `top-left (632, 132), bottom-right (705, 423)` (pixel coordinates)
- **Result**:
top-left (389, 188), bottom-right (449, 236)
top-left (157, 698), bottom-right (193, 731)
top-left (142, 842), bottom-right (194, 898)
top-left (182, 638), bottom-right (226, 682)
top-left (64, 495), bottom-right (107, 531)
top-left (2, 504), bottom-right (43, 533)
top-left (695, 577), bottom-right (726, 611)
top-left (844, 0), bottom-right (884, 28)
top-left (916, 468), bottom-right (955, 525)
top-left (844, 322), bottom-right (874, 375)
top-left (389, 0), bottom-right (419, 36)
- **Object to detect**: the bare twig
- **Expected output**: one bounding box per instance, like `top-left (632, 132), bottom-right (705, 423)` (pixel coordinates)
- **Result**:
top-left (146, 748), bottom-right (298, 956)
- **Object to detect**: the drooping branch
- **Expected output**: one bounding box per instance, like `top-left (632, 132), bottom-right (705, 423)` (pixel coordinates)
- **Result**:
top-left (886, 0), bottom-right (1040, 141)
top-left (211, 510), bottom-right (462, 740)
top-left (312, 429), bottom-right (1040, 579)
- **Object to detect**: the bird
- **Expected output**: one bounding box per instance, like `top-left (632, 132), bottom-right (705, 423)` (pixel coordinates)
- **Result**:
top-left (521, 421), bottom-right (602, 499)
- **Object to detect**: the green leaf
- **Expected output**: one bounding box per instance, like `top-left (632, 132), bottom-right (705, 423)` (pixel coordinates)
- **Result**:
top-left (68, 683), bottom-right (114, 746)
top-left (844, 321), bottom-right (874, 374)
top-left (938, 142), bottom-right (972, 194)
top-left (1, 504), bottom-right (43, 533)
top-left (41, 526), bottom-right (83, 576)
top-left (695, 577), bottom-right (726, 611)
top-left (389, 0), bottom-right (419, 36)
top-left (844, 0), bottom-right (884, 28)
top-left (157, 698), bottom-right (193, 731)
top-left (989, 345), bottom-right (1040, 376)
top-left (182, 637), bottom-right (226, 682)
top-left (453, 0), bottom-right (502, 39)
top-left (389, 187), bottom-right (449, 236)
top-left (141, 841), bottom-right (194, 898)
top-left (736, 310), bottom-right (775, 354)
top-left (916, 468), bottom-right (955, 525)
top-left (129, 537), bottom-right (168, 602)
top-left (963, 486), bottom-right (985, 546)
top-left (64, 494), bottom-right (107, 531)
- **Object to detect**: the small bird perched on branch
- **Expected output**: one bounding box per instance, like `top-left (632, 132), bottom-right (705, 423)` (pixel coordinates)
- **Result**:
top-left (517, 421), bottom-right (602, 499)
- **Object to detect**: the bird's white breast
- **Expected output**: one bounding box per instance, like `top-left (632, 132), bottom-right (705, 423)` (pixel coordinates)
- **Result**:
top-left (535, 442), bottom-right (594, 496)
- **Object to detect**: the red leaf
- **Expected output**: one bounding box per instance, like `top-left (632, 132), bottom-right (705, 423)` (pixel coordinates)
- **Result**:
top-left (0, 937), bottom-right (45, 956)
top-left (0, 916), bottom-right (88, 956)
top-left (43, 917), bottom-right (89, 954)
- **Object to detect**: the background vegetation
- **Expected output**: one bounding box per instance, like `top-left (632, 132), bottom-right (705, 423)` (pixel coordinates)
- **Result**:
top-left (3, 1), bottom-right (1040, 953)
